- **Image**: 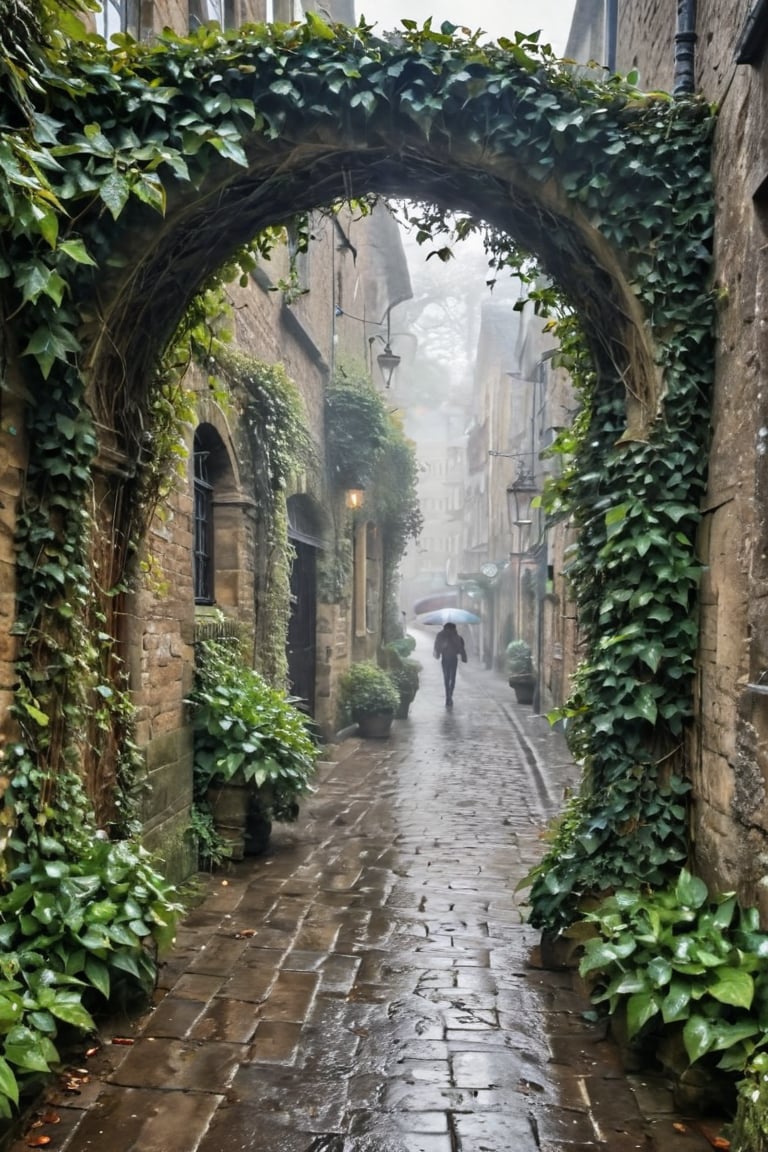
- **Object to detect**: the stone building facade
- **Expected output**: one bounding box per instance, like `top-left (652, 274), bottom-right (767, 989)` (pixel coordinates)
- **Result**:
top-left (567, 1), bottom-right (768, 912)
top-left (72, 0), bottom-right (412, 876)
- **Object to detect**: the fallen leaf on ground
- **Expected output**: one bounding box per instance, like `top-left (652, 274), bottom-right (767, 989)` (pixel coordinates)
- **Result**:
top-left (26, 1137), bottom-right (51, 1147)
top-left (111, 1037), bottom-right (134, 1045)
top-left (673, 1123), bottom-right (687, 1133)
top-left (39, 1113), bottom-right (60, 1125)
top-left (235, 929), bottom-right (256, 938)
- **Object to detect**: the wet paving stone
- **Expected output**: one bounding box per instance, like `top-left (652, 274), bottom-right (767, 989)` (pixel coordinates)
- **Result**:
top-left (248, 1018), bottom-right (304, 1063)
top-left (452, 1110), bottom-right (539, 1152)
top-left (8, 635), bottom-right (729, 1152)
top-left (107, 1037), bottom-right (246, 1091)
top-left (49, 1085), bottom-right (225, 1152)
top-left (142, 995), bottom-right (205, 1038)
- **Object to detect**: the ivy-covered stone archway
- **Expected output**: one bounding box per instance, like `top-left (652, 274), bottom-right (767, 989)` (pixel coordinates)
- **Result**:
top-left (84, 26), bottom-right (685, 448)
top-left (0, 13), bottom-right (714, 1094)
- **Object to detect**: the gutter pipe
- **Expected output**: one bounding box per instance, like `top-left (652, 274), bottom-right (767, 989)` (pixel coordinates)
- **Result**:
top-left (604, 0), bottom-right (618, 73)
top-left (674, 0), bottom-right (697, 94)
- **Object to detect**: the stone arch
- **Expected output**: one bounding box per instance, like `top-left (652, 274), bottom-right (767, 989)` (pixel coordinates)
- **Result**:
top-left (88, 144), bottom-right (658, 450)
top-left (68, 28), bottom-right (707, 463)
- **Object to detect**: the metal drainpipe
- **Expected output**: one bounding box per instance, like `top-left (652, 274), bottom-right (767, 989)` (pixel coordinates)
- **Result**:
top-left (674, 0), bottom-right (698, 94)
top-left (604, 0), bottom-right (618, 72)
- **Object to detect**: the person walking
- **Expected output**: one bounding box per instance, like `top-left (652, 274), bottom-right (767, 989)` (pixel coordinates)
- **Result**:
top-left (433, 621), bottom-right (467, 708)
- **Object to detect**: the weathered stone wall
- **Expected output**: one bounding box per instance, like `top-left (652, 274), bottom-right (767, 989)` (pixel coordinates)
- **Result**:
top-left (612, 4), bottom-right (768, 910)
top-left (129, 471), bottom-right (197, 878)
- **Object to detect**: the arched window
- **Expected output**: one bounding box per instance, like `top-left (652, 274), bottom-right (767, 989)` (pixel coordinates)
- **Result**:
top-left (192, 423), bottom-right (239, 608)
top-left (194, 433), bottom-right (214, 604)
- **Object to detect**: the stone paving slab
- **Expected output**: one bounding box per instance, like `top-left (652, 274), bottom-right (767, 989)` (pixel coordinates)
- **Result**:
top-left (7, 631), bottom-right (730, 1151)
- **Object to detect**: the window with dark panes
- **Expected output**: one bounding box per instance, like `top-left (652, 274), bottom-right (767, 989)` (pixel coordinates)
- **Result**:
top-left (194, 440), bottom-right (214, 604)
top-left (737, 0), bottom-right (768, 63)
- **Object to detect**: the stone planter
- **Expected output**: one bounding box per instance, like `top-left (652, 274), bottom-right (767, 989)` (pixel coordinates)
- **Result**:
top-left (395, 693), bottom-right (415, 720)
top-left (508, 673), bottom-right (536, 705)
top-left (206, 781), bottom-right (250, 861)
top-left (244, 792), bottom-right (273, 857)
top-left (356, 711), bottom-right (394, 739)
top-left (207, 779), bottom-right (275, 860)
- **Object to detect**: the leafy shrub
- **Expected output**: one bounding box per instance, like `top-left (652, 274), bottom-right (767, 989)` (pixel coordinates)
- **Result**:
top-left (188, 637), bottom-right (317, 824)
top-left (325, 368), bottom-right (390, 489)
top-left (577, 870), bottom-right (768, 1074)
top-left (381, 643), bottom-right (421, 701)
top-left (0, 838), bottom-right (180, 1118)
top-left (387, 635), bottom-right (416, 658)
top-left (388, 657), bottom-right (421, 701)
top-left (505, 640), bottom-right (534, 676)
top-left (338, 662), bottom-right (399, 722)
top-left (523, 768), bottom-right (690, 930)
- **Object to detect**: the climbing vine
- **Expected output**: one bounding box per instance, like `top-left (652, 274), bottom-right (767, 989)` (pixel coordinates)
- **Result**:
top-left (206, 350), bottom-right (313, 685)
top-left (367, 413), bottom-right (424, 640)
top-left (324, 363), bottom-right (422, 620)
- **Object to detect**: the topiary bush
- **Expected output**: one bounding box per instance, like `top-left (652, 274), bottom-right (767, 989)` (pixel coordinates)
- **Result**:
top-left (338, 661), bottom-right (399, 724)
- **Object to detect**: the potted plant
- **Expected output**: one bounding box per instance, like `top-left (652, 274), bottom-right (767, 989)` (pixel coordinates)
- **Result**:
top-left (339, 661), bottom-right (400, 739)
top-left (506, 640), bottom-right (536, 705)
top-left (187, 636), bottom-right (318, 862)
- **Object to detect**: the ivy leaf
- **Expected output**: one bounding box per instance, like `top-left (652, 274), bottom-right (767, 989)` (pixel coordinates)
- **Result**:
top-left (660, 978), bottom-right (692, 1023)
top-left (306, 10), bottom-right (335, 39)
top-left (132, 174), bottom-right (166, 214)
top-left (629, 685), bottom-right (657, 725)
top-left (99, 170), bottom-right (131, 219)
top-left (85, 957), bottom-right (111, 1000)
top-left (0, 1057), bottom-right (19, 1106)
top-left (350, 90), bottom-right (376, 114)
top-left (638, 642), bottom-right (664, 673)
top-left (32, 204), bottom-right (59, 249)
top-left (269, 79), bottom-right (300, 98)
top-left (676, 870), bottom-right (708, 910)
top-left (31, 113), bottom-right (65, 145)
top-left (706, 967), bottom-right (754, 1009)
top-left (21, 700), bottom-right (49, 727)
top-left (604, 502), bottom-right (629, 536)
top-left (626, 991), bottom-right (660, 1038)
top-left (208, 135), bottom-right (248, 166)
top-left (83, 122), bottom-right (115, 157)
top-left (59, 239), bottom-right (97, 266)
top-left (683, 1014), bottom-right (714, 1063)
top-left (48, 999), bottom-right (96, 1031)
top-left (15, 259), bottom-right (54, 305)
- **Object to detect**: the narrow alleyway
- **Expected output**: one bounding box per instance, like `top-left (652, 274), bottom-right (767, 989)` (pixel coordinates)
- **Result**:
top-left (14, 631), bottom-right (726, 1152)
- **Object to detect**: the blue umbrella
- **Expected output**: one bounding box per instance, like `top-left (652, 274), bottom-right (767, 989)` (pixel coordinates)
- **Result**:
top-left (419, 607), bottom-right (481, 625)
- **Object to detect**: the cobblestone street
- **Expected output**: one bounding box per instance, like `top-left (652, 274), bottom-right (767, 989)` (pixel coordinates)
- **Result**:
top-left (13, 631), bottom-right (727, 1152)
